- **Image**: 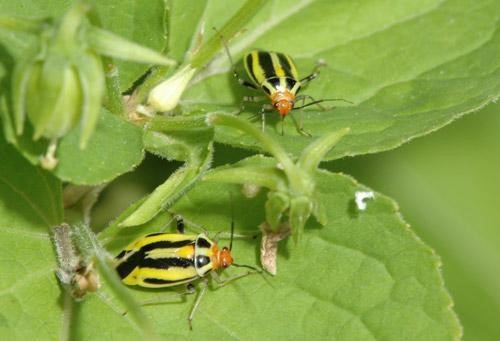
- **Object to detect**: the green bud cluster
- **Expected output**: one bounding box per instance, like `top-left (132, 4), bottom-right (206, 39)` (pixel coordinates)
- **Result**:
top-left (13, 2), bottom-right (103, 149)
top-left (206, 113), bottom-right (350, 241)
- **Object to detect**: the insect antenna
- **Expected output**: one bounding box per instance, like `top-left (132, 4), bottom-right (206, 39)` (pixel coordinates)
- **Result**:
top-left (294, 98), bottom-right (353, 110)
top-left (212, 27), bottom-right (236, 69)
top-left (229, 192), bottom-right (235, 251)
top-left (228, 192), bottom-right (263, 274)
top-left (232, 263), bottom-right (261, 272)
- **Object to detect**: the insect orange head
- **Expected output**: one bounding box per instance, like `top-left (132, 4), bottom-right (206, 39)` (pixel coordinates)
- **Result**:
top-left (271, 91), bottom-right (295, 117)
top-left (275, 100), bottom-right (294, 116)
top-left (219, 246), bottom-right (234, 268)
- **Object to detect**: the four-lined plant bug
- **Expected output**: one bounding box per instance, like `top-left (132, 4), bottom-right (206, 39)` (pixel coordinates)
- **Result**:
top-left (220, 38), bottom-right (351, 135)
top-left (115, 215), bottom-right (259, 329)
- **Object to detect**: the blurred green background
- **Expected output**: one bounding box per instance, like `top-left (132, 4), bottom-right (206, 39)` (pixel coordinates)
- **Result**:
top-left (329, 101), bottom-right (500, 341)
top-left (93, 102), bottom-right (499, 340)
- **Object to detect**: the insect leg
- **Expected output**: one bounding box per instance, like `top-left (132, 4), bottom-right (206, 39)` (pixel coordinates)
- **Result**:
top-left (300, 59), bottom-right (327, 85)
top-left (261, 105), bottom-right (266, 132)
top-left (237, 95), bottom-right (266, 115)
top-left (210, 269), bottom-right (258, 288)
top-left (122, 288), bottom-right (192, 316)
top-left (188, 278), bottom-right (208, 330)
top-left (174, 215), bottom-right (185, 234)
top-left (137, 290), bottom-right (191, 307)
top-left (237, 76), bottom-right (259, 90)
top-left (289, 112), bottom-right (312, 137)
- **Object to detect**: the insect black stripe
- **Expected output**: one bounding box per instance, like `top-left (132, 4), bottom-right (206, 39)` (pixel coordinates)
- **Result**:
top-left (143, 277), bottom-right (196, 285)
top-left (140, 239), bottom-right (194, 254)
top-left (285, 77), bottom-right (297, 90)
top-left (116, 251), bottom-right (143, 279)
top-left (277, 53), bottom-right (294, 79)
top-left (268, 77), bottom-right (282, 89)
top-left (116, 250), bottom-right (128, 259)
top-left (145, 232), bottom-right (167, 237)
top-left (262, 84), bottom-right (272, 95)
top-left (245, 54), bottom-right (257, 84)
top-left (115, 239), bottom-right (195, 278)
top-left (258, 51), bottom-right (275, 80)
top-left (196, 237), bottom-right (211, 248)
top-left (141, 257), bottom-right (194, 269)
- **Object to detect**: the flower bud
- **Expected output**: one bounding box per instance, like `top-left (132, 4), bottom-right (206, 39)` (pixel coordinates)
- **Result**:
top-left (13, 2), bottom-right (103, 149)
top-left (147, 65), bottom-right (196, 112)
top-left (26, 54), bottom-right (82, 140)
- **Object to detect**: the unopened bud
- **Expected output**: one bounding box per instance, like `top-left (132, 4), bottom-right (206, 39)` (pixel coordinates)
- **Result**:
top-left (147, 65), bottom-right (196, 112)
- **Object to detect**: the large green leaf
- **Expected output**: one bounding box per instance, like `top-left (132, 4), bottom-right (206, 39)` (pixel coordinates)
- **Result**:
top-left (94, 167), bottom-right (460, 339)
top-left (329, 102), bottom-right (500, 340)
top-left (181, 0), bottom-right (500, 159)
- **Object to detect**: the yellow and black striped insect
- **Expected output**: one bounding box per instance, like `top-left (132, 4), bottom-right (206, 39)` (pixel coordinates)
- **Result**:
top-left (223, 43), bottom-right (351, 135)
top-left (115, 216), bottom-right (258, 329)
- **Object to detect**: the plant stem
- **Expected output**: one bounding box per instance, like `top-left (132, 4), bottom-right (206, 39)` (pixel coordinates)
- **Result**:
top-left (147, 114), bottom-right (209, 132)
top-left (207, 113), bottom-right (307, 193)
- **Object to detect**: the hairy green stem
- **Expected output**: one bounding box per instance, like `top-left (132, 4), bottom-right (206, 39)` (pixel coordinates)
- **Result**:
top-left (207, 113), bottom-right (308, 194)
top-left (147, 114), bottom-right (209, 131)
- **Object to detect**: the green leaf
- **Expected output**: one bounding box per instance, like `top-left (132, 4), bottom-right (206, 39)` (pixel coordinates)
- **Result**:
top-left (89, 0), bottom-right (167, 90)
top-left (88, 26), bottom-right (176, 66)
top-left (55, 109), bottom-right (144, 185)
top-left (330, 102), bottom-right (500, 340)
top-left (0, 134), bottom-right (63, 339)
top-left (0, 134), bottom-right (63, 226)
top-left (182, 0), bottom-right (500, 159)
top-left (165, 0), bottom-right (208, 62)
